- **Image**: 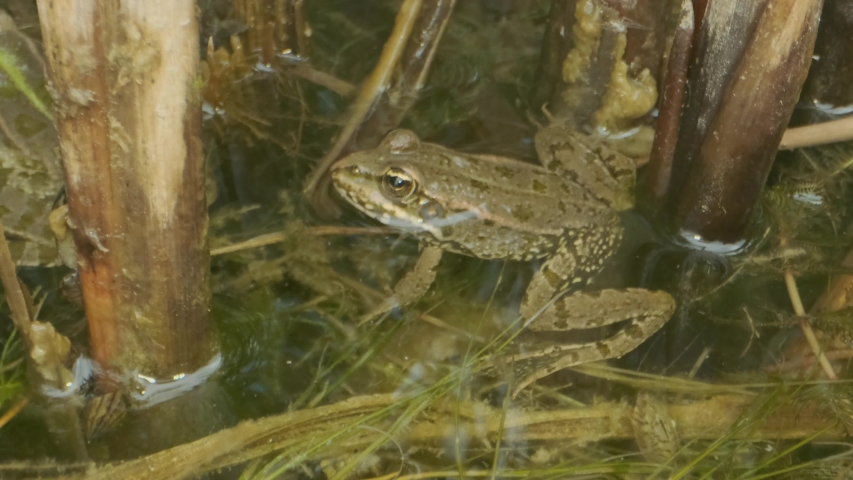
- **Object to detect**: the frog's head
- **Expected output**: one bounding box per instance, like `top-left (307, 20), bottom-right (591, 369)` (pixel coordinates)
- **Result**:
top-left (331, 129), bottom-right (456, 237)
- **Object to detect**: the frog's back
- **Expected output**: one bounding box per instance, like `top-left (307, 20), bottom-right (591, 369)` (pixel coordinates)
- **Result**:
top-left (405, 148), bottom-right (620, 261)
top-left (411, 148), bottom-right (618, 226)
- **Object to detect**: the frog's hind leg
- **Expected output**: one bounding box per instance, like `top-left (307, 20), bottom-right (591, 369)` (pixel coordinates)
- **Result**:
top-left (526, 288), bottom-right (673, 331)
top-left (519, 223), bottom-right (622, 327)
top-left (508, 288), bottom-right (674, 397)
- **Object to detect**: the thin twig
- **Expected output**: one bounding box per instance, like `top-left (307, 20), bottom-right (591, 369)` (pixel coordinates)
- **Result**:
top-left (784, 269), bottom-right (837, 380)
top-left (687, 347), bottom-right (712, 379)
top-left (0, 357), bottom-right (23, 374)
top-left (210, 226), bottom-right (395, 256)
top-left (302, 0), bottom-right (423, 200)
top-left (292, 64), bottom-right (355, 97)
top-left (766, 349), bottom-right (853, 374)
top-left (0, 115), bottom-right (34, 157)
top-left (0, 396), bottom-right (29, 429)
top-left (0, 221), bottom-right (32, 337)
top-left (309, 226), bottom-right (396, 236)
top-left (780, 115), bottom-right (853, 150)
top-left (419, 313), bottom-right (487, 343)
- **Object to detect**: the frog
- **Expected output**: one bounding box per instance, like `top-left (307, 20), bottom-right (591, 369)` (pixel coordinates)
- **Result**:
top-left (330, 126), bottom-right (675, 394)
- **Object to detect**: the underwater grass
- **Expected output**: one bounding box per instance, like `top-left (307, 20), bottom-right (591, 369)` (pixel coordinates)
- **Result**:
top-left (0, 47), bottom-right (52, 121)
top-left (234, 293), bottom-right (847, 479)
top-left (0, 328), bottom-right (24, 410)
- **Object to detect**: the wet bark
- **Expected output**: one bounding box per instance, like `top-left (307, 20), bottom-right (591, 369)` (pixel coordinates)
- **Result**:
top-left (640, 0), bottom-right (693, 211)
top-left (36, 1), bottom-right (217, 382)
top-left (531, 0), bottom-right (669, 130)
top-left (667, 0), bottom-right (823, 246)
top-left (234, 0), bottom-right (309, 65)
top-left (531, 0), bottom-right (577, 113)
top-left (798, 0), bottom-right (853, 121)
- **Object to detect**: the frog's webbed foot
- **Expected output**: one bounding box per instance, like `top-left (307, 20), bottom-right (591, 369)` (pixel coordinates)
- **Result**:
top-left (506, 288), bottom-right (674, 397)
top-left (358, 246), bottom-right (443, 325)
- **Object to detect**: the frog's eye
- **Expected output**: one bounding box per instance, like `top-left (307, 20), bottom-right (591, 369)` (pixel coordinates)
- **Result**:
top-left (383, 129), bottom-right (420, 154)
top-left (382, 168), bottom-right (416, 199)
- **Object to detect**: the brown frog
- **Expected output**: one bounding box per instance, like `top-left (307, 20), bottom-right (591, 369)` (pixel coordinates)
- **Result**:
top-left (331, 126), bottom-right (674, 393)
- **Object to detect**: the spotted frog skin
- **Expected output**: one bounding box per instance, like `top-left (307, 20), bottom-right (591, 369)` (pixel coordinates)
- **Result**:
top-left (331, 127), bottom-right (675, 393)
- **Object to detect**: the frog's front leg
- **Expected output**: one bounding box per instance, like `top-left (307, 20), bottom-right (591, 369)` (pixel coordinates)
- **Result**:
top-left (519, 244), bottom-right (579, 327)
top-left (359, 245), bottom-right (443, 325)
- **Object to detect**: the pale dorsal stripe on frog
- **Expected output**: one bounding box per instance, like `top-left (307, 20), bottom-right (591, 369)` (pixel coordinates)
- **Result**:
top-left (330, 128), bottom-right (675, 393)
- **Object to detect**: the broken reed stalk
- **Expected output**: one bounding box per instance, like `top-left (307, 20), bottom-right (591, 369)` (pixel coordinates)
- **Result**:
top-left (668, 0), bottom-right (823, 244)
top-left (529, 0), bottom-right (573, 111)
top-left (235, 0), bottom-right (309, 65)
top-left (810, 249), bottom-right (853, 315)
top-left (641, 0), bottom-right (693, 210)
top-left (36, 0), bottom-right (217, 380)
top-left (302, 0), bottom-right (423, 211)
top-left (0, 221), bottom-right (73, 389)
top-left (797, 0), bottom-right (853, 129)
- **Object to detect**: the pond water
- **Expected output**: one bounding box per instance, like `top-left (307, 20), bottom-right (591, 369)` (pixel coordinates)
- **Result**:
top-left (1, 0), bottom-right (852, 478)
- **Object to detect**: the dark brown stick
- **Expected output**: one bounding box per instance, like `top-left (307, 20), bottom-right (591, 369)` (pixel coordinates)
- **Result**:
top-left (669, 0), bottom-right (823, 244)
top-left (640, 0), bottom-right (693, 211)
top-left (0, 221), bottom-right (32, 339)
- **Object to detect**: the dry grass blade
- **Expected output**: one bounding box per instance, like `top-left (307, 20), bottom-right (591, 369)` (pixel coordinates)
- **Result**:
top-left (784, 269), bottom-right (837, 379)
top-left (0, 221), bottom-right (32, 336)
top-left (0, 396), bottom-right (28, 429)
top-left (780, 116), bottom-right (853, 150)
top-left (302, 0), bottom-right (423, 206)
top-left (0, 385), bottom-right (841, 479)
